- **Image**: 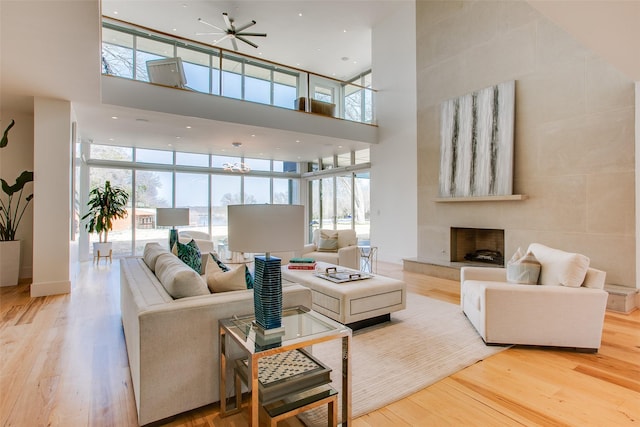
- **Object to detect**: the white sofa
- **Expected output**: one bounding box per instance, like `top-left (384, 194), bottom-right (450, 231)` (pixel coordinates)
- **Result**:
top-left (120, 248), bottom-right (312, 425)
top-left (301, 229), bottom-right (359, 269)
top-left (460, 243), bottom-right (608, 352)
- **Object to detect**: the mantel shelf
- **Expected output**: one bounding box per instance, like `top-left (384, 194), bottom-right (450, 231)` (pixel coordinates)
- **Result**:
top-left (434, 194), bottom-right (528, 203)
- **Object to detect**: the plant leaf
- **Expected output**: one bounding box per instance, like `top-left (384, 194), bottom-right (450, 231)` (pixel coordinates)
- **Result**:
top-left (0, 119), bottom-right (15, 148)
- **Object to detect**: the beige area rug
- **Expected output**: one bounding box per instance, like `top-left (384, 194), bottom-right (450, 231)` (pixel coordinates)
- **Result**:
top-left (300, 293), bottom-right (509, 426)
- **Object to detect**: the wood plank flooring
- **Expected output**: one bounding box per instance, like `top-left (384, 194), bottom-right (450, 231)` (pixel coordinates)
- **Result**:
top-left (1, 260), bottom-right (638, 426)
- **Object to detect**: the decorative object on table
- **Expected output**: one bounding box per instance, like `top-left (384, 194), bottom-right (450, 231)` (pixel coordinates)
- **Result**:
top-left (0, 119), bottom-right (34, 286)
top-left (82, 180), bottom-right (129, 265)
top-left (228, 204), bottom-right (304, 334)
top-left (288, 257), bottom-right (317, 270)
top-left (234, 348), bottom-right (332, 403)
top-left (156, 207), bottom-right (189, 250)
top-left (314, 266), bottom-right (372, 283)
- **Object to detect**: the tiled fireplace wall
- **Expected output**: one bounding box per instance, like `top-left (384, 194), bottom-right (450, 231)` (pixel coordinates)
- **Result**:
top-left (415, 0), bottom-right (635, 287)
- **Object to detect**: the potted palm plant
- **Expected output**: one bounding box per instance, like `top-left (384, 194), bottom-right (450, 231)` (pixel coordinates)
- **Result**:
top-left (1, 119), bottom-right (34, 286)
top-left (82, 180), bottom-right (129, 261)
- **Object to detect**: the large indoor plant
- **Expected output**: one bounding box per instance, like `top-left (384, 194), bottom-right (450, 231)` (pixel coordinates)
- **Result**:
top-left (0, 119), bottom-right (34, 286)
top-left (82, 180), bottom-right (129, 261)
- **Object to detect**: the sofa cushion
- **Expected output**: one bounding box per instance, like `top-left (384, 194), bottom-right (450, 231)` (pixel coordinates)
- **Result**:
top-left (143, 242), bottom-right (170, 272)
top-left (528, 243), bottom-right (590, 288)
top-left (154, 253), bottom-right (210, 299)
top-left (172, 239), bottom-right (202, 273)
top-left (507, 250), bottom-right (541, 285)
top-left (206, 264), bottom-right (247, 293)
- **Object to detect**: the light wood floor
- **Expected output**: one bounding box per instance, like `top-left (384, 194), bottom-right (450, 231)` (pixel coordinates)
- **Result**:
top-left (1, 260), bottom-right (638, 426)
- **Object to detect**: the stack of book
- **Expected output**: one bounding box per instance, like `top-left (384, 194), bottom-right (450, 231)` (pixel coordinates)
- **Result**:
top-left (288, 257), bottom-right (317, 270)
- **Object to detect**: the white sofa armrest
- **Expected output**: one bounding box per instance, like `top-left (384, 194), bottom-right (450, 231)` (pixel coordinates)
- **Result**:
top-left (460, 266), bottom-right (506, 283)
top-left (338, 245), bottom-right (359, 270)
top-left (302, 243), bottom-right (317, 254)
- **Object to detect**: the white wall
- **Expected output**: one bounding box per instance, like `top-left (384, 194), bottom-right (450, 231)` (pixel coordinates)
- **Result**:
top-left (31, 97), bottom-right (71, 297)
top-left (370, 1), bottom-right (417, 264)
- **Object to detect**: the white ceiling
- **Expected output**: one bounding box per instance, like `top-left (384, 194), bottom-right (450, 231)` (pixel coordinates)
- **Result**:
top-left (102, 0), bottom-right (404, 81)
top-left (81, 0), bottom-right (405, 162)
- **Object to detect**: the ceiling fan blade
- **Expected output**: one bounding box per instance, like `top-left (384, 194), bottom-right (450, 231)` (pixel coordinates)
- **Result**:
top-left (222, 13), bottom-right (234, 31)
top-left (236, 35), bottom-right (258, 49)
top-left (234, 20), bottom-right (256, 33)
top-left (212, 34), bottom-right (232, 46)
top-left (195, 32), bottom-right (226, 36)
top-left (231, 38), bottom-right (239, 51)
top-left (197, 18), bottom-right (225, 32)
top-left (237, 32), bottom-right (267, 37)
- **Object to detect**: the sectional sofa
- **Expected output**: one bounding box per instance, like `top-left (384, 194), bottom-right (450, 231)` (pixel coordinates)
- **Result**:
top-left (120, 243), bottom-right (312, 425)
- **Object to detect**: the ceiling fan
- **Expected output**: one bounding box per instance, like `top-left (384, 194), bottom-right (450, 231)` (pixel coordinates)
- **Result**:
top-left (197, 12), bottom-right (267, 51)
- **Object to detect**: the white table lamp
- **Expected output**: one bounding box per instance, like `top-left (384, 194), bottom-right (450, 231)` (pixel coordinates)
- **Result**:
top-left (156, 208), bottom-right (190, 250)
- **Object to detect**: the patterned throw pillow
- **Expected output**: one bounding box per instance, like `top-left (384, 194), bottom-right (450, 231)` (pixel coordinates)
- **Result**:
top-left (245, 265), bottom-right (254, 289)
top-left (209, 252), bottom-right (230, 272)
top-left (172, 239), bottom-right (202, 273)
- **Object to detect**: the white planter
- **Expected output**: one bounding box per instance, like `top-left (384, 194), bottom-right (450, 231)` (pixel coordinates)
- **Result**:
top-left (0, 240), bottom-right (21, 286)
top-left (93, 242), bottom-right (113, 264)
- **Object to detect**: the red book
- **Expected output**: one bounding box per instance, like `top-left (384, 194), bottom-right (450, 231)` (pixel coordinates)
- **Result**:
top-left (288, 263), bottom-right (316, 270)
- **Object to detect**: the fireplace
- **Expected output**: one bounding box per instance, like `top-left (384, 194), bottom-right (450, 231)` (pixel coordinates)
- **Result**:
top-left (450, 227), bottom-right (505, 266)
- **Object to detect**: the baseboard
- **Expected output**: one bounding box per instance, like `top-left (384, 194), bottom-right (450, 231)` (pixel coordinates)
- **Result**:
top-left (31, 280), bottom-right (71, 297)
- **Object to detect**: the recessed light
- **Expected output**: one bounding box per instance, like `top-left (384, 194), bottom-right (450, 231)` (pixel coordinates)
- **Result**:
top-left (343, 29), bottom-right (347, 33)
top-left (185, 125), bottom-right (191, 129)
top-left (108, 138), bottom-right (114, 141)
top-left (175, 136), bottom-right (181, 139)
top-left (111, 116), bottom-right (118, 119)
top-left (295, 140), bottom-right (301, 143)
top-left (113, 10), bottom-right (118, 15)
top-left (298, 12), bottom-right (303, 17)
top-left (168, 143), bottom-right (173, 147)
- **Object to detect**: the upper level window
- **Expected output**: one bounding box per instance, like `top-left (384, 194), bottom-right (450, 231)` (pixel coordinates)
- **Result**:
top-left (136, 148), bottom-right (173, 164)
top-left (90, 144), bottom-right (133, 161)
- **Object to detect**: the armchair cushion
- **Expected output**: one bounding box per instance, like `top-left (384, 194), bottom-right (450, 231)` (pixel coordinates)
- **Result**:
top-left (528, 243), bottom-right (590, 287)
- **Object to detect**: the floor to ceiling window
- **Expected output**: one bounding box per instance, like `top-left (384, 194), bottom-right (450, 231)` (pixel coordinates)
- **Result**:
top-left (305, 149), bottom-right (370, 244)
top-left (80, 143), bottom-right (300, 260)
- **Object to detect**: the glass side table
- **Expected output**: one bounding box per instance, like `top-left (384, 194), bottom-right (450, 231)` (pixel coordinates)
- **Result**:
top-left (219, 305), bottom-right (352, 426)
top-left (359, 246), bottom-right (378, 273)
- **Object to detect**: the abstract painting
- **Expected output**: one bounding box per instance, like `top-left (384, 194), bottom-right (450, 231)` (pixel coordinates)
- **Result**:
top-left (439, 80), bottom-right (515, 197)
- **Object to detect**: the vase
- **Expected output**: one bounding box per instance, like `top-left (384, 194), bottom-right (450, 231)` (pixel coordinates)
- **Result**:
top-left (0, 240), bottom-right (21, 286)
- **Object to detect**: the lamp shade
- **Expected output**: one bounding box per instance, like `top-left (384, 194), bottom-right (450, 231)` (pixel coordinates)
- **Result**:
top-left (156, 208), bottom-right (189, 227)
top-left (227, 204), bottom-right (304, 254)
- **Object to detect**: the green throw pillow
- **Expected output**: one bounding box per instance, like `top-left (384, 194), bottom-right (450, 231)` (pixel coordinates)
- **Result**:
top-left (172, 239), bottom-right (202, 273)
top-left (245, 265), bottom-right (254, 289)
top-left (209, 252), bottom-right (230, 272)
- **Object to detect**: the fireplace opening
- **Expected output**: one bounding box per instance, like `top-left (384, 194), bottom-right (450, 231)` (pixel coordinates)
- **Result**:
top-left (450, 227), bottom-right (505, 266)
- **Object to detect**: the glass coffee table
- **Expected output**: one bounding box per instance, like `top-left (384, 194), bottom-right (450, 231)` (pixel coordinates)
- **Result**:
top-left (219, 306), bottom-right (352, 426)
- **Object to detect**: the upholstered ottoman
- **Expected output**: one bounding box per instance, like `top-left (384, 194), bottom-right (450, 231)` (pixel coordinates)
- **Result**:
top-left (282, 262), bottom-right (406, 328)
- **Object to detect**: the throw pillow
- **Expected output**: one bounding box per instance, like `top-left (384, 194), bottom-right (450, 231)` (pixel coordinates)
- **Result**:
top-left (206, 265), bottom-right (247, 293)
top-left (317, 237), bottom-right (338, 252)
top-left (245, 265), bottom-right (254, 289)
top-left (209, 251), bottom-right (230, 272)
top-left (506, 250), bottom-right (541, 285)
top-left (205, 253), bottom-right (224, 274)
top-left (528, 243), bottom-right (590, 287)
top-left (507, 247), bottom-right (523, 265)
top-left (172, 239), bottom-right (202, 273)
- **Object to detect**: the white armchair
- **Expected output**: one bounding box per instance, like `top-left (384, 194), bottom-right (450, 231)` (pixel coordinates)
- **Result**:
top-left (301, 229), bottom-right (359, 270)
top-left (461, 244), bottom-right (608, 352)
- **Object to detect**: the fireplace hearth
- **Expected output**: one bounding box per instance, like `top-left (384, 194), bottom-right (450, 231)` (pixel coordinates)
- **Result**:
top-left (451, 227), bottom-right (505, 266)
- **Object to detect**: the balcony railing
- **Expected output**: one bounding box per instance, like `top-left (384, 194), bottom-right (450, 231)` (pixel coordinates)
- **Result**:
top-left (102, 17), bottom-right (376, 125)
